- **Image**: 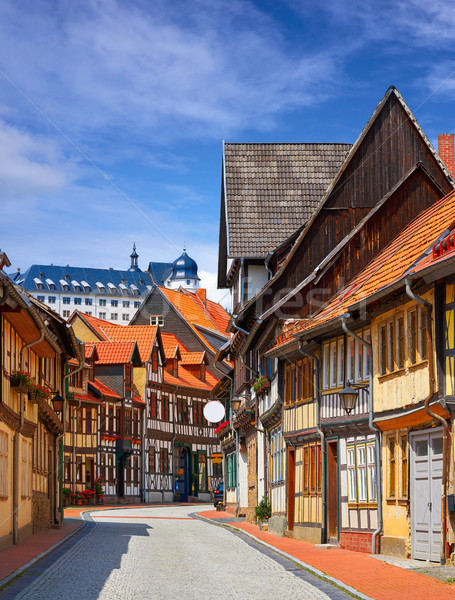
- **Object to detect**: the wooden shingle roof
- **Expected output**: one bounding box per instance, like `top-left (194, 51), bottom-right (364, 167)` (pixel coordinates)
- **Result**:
top-left (222, 142), bottom-right (351, 258)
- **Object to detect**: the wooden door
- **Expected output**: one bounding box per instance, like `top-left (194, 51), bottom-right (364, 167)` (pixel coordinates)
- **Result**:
top-left (327, 440), bottom-right (338, 542)
top-left (411, 430), bottom-right (443, 561)
top-left (287, 449), bottom-right (295, 531)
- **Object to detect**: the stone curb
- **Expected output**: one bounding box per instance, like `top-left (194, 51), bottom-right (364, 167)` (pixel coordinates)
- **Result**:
top-left (0, 517), bottom-right (89, 590)
top-left (193, 512), bottom-right (373, 600)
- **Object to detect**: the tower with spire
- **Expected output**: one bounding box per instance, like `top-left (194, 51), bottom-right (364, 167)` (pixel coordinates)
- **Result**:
top-left (128, 242), bottom-right (141, 272)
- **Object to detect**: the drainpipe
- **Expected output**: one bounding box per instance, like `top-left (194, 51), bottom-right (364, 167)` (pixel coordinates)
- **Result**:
top-left (341, 315), bottom-right (382, 556)
top-left (58, 353), bottom-right (85, 525)
top-left (405, 277), bottom-right (448, 565)
top-left (13, 328), bottom-right (45, 544)
top-left (265, 252), bottom-right (274, 280)
top-left (298, 341), bottom-right (327, 544)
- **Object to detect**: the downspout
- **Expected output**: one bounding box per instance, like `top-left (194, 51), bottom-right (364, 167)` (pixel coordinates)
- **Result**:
top-left (405, 277), bottom-right (448, 565)
top-left (59, 351), bottom-right (85, 525)
top-left (341, 315), bottom-right (382, 556)
top-left (265, 252), bottom-right (274, 280)
top-left (298, 341), bottom-right (326, 544)
top-left (13, 327), bottom-right (45, 544)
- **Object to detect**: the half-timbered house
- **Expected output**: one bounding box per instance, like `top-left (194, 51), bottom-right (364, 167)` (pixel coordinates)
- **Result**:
top-left (1, 263), bottom-right (81, 548)
top-left (218, 86), bottom-right (454, 549)
top-left (63, 345), bottom-right (102, 501)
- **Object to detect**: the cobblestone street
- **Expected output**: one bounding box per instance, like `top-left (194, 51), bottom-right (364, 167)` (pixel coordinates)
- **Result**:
top-left (0, 506), bottom-right (358, 600)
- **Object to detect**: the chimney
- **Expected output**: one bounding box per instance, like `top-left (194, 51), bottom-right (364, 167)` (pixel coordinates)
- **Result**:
top-left (438, 133), bottom-right (455, 178)
top-left (196, 288), bottom-right (206, 305)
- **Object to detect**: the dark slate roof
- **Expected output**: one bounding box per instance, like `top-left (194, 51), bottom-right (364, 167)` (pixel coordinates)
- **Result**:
top-left (223, 142), bottom-right (351, 257)
top-left (147, 262), bottom-right (173, 285)
top-left (13, 264), bottom-right (156, 297)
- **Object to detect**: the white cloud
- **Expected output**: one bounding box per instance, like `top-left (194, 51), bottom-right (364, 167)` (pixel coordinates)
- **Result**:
top-left (0, 120), bottom-right (74, 201)
top-left (0, 0), bottom-right (340, 144)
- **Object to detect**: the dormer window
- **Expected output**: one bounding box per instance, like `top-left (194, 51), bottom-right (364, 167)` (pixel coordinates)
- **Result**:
top-left (71, 279), bottom-right (81, 292)
top-left (81, 280), bottom-right (90, 292)
top-left (34, 277), bottom-right (44, 290)
top-left (119, 282), bottom-right (128, 295)
top-left (96, 281), bottom-right (105, 293)
top-left (60, 279), bottom-right (69, 291)
top-left (150, 315), bottom-right (164, 326)
top-left (107, 282), bottom-right (117, 294)
top-left (45, 278), bottom-right (56, 290)
top-left (130, 284), bottom-right (139, 296)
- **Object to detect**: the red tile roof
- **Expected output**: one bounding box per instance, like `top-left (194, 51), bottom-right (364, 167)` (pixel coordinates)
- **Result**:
top-left (79, 313), bottom-right (158, 361)
top-left (158, 286), bottom-right (229, 352)
top-left (73, 392), bottom-right (103, 404)
top-left (132, 393), bottom-right (145, 405)
top-left (90, 378), bottom-right (121, 399)
top-left (87, 341), bottom-right (139, 365)
top-left (163, 367), bottom-right (213, 391)
top-left (180, 352), bottom-right (206, 365)
top-left (269, 189), bottom-right (455, 352)
top-left (161, 332), bottom-right (187, 351)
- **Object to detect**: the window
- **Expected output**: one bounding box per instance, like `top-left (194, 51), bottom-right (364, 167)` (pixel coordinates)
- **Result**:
top-left (74, 297), bottom-right (82, 305)
top-left (177, 398), bottom-right (189, 423)
top-left (86, 409), bottom-right (92, 434)
top-left (134, 301), bottom-right (140, 308)
top-left (150, 315), bottom-right (164, 326)
top-left (226, 452), bottom-right (237, 489)
top-left (48, 296), bottom-right (56, 304)
top-left (99, 299), bottom-right (107, 307)
top-left (108, 407), bottom-right (114, 433)
top-left (302, 441), bottom-right (321, 495)
top-left (0, 431), bottom-right (8, 497)
top-left (294, 358), bottom-right (313, 403)
top-left (187, 280), bottom-right (191, 285)
top-left (122, 314), bottom-right (130, 321)
top-left (387, 432), bottom-right (408, 500)
top-left (63, 297), bottom-right (71, 304)
top-left (123, 301), bottom-right (130, 308)
top-left (133, 411), bottom-right (139, 437)
top-left (76, 456), bottom-right (83, 482)
top-left (322, 336), bottom-right (357, 391)
top-left (396, 315), bottom-right (405, 369)
top-left (85, 298), bottom-right (92, 306)
top-left (162, 396), bottom-right (169, 421)
top-left (124, 409), bottom-right (132, 437)
top-left (63, 310), bottom-right (70, 318)
top-left (150, 393), bottom-right (157, 419)
top-left (108, 454), bottom-right (114, 483)
top-left (380, 307), bottom-right (426, 376)
top-left (347, 440), bottom-right (377, 505)
top-left (99, 312), bottom-right (106, 319)
top-left (160, 448), bottom-right (169, 473)
top-left (85, 311), bottom-right (92, 316)
top-left (152, 349), bottom-right (158, 373)
top-left (149, 447), bottom-right (156, 473)
top-left (37, 295), bottom-right (45, 302)
top-left (64, 456), bottom-right (71, 482)
top-left (111, 300), bottom-right (118, 307)
top-left (418, 307), bottom-right (427, 361)
top-left (111, 313), bottom-right (118, 320)
top-left (76, 408), bottom-right (83, 433)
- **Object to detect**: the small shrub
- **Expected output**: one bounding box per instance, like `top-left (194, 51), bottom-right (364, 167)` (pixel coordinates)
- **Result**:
top-left (255, 495), bottom-right (271, 523)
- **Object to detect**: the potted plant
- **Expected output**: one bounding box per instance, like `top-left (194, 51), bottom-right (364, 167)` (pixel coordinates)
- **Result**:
top-left (63, 487), bottom-right (73, 507)
top-left (10, 370), bottom-right (32, 394)
top-left (253, 375), bottom-right (270, 394)
top-left (71, 490), bottom-right (82, 505)
top-left (255, 495), bottom-right (271, 530)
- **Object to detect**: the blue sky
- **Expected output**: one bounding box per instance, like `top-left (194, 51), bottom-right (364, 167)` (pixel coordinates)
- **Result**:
top-left (2, 0), bottom-right (455, 307)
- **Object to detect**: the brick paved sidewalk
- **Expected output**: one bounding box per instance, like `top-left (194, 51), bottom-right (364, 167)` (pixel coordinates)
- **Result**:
top-left (0, 521), bottom-right (81, 583)
top-left (198, 509), bottom-right (455, 600)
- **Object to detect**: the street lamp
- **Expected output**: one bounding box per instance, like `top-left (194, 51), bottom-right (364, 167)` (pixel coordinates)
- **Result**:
top-left (231, 397), bottom-right (242, 412)
top-left (338, 381), bottom-right (359, 414)
top-left (51, 391), bottom-right (65, 414)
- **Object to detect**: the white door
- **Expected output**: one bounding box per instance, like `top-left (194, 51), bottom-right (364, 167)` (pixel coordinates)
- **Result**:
top-left (410, 429), bottom-right (443, 561)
